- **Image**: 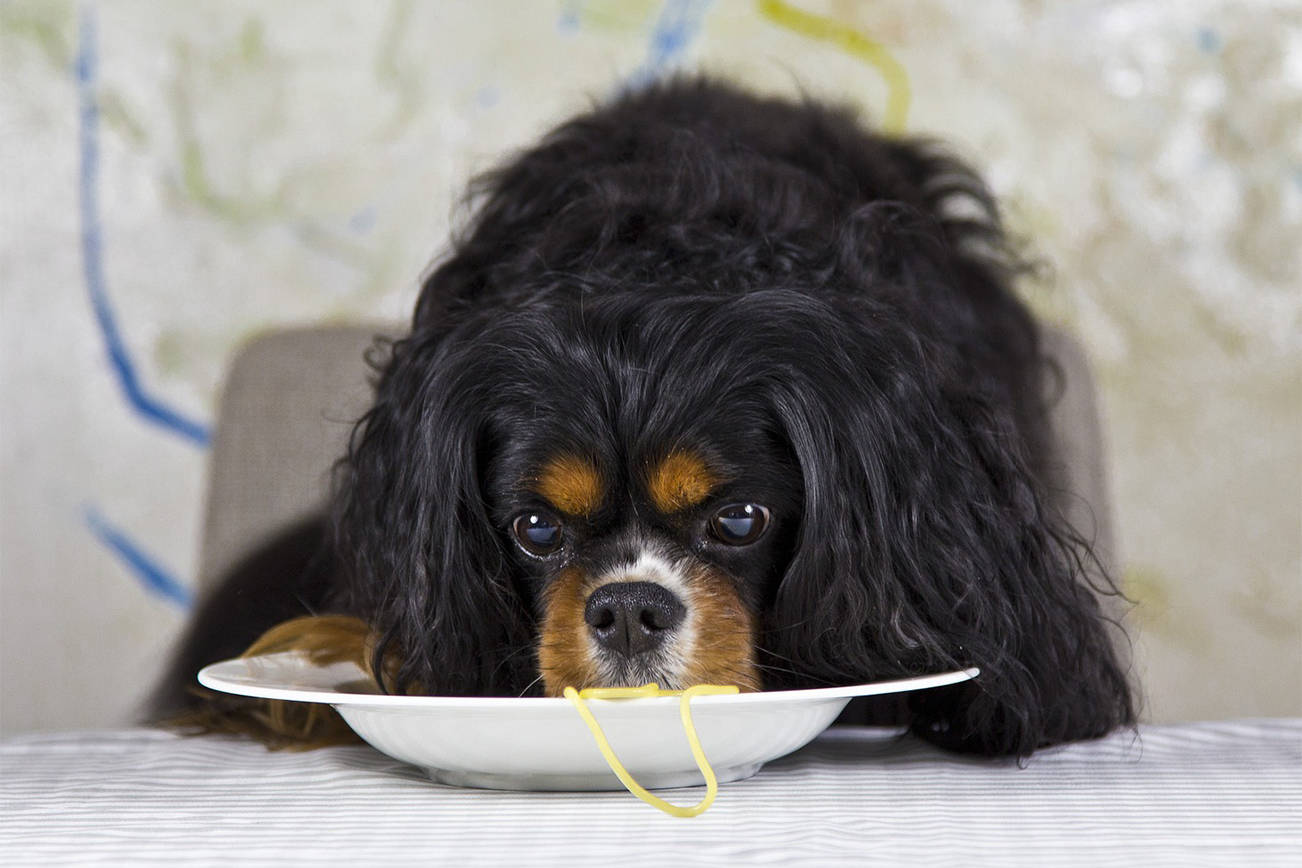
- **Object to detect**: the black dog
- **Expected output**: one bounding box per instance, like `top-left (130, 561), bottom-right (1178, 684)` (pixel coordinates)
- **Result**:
top-left (153, 77), bottom-right (1134, 756)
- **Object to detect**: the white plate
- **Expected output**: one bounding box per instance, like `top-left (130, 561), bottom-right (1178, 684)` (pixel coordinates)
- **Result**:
top-left (199, 654), bottom-right (977, 791)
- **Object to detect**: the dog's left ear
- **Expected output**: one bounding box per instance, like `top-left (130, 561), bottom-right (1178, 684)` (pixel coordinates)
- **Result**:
top-left (758, 299), bottom-right (1134, 756)
top-left (333, 322), bottom-right (534, 697)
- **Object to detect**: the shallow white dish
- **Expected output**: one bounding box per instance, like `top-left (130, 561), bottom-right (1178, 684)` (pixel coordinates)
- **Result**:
top-left (199, 654), bottom-right (977, 791)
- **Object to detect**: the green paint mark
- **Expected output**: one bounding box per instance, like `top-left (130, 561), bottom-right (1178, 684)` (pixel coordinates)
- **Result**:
top-left (99, 90), bottom-right (148, 146)
top-left (177, 137), bottom-right (285, 224)
top-left (1230, 573), bottom-right (1301, 639)
top-left (1123, 563), bottom-right (1212, 648)
top-left (1122, 564), bottom-right (1170, 616)
top-left (1192, 301), bottom-right (1249, 356)
top-left (374, 0), bottom-right (422, 137)
top-left (167, 35), bottom-right (288, 225)
top-left (153, 330), bottom-right (188, 377)
top-left (0, 1), bottom-right (75, 69)
top-left (568, 0), bottom-right (662, 33)
top-left (239, 18), bottom-right (265, 63)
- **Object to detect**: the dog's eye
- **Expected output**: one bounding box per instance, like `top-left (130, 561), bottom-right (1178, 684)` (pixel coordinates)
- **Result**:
top-left (709, 503), bottom-right (771, 546)
top-left (512, 512), bottom-right (564, 556)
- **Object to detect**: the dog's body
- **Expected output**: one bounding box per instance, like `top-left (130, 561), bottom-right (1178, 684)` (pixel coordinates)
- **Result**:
top-left (154, 79), bottom-right (1134, 756)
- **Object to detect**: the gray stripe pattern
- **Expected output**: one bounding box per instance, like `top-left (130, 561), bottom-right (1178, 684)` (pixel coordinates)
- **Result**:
top-left (2, 720), bottom-right (1299, 867)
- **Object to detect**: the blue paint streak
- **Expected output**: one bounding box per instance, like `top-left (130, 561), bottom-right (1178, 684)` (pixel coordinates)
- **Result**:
top-left (628, 0), bottom-right (713, 88)
top-left (84, 505), bottom-right (194, 609)
top-left (1197, 27), bottom-right (1221, 54)
top-left (557, 5), bottom-right (580, 34)
top-left (76, 8), bottom-right (212, 447)
top-left (348, 205), bottom-right (377, 234)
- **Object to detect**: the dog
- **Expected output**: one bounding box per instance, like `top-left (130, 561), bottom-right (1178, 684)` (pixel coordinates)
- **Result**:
top-left (152, 77), bottom-right (1135, 756)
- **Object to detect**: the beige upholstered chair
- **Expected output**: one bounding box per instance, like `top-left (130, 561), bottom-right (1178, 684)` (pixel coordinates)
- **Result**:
top-left (197, 324), bottom-right (388, 593)
top-left (197, 325), bottom-right (1117, 594)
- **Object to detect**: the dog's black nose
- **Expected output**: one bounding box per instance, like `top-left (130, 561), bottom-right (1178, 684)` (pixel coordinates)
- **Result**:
top-left (584, 581), bottom-right (686, 657)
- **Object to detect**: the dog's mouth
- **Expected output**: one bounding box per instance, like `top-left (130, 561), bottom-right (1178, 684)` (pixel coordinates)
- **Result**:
top-left (536, 557), bottom-right (761, 696)
top-left (596, 655), bottom-right (689, 691)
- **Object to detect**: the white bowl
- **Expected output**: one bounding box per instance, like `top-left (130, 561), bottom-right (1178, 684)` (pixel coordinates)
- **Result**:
top-left (199, 654), bottom-right (977, 791)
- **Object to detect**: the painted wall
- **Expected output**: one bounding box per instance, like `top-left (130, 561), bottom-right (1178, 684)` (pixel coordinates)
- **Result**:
top-left (2, 0), bottom-right (1298, 734)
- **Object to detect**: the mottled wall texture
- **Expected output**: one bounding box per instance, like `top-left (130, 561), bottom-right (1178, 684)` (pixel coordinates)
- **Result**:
top-left (2, 1), bottom-right (1298, 734)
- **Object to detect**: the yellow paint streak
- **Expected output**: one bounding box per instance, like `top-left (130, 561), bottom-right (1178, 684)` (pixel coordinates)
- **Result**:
top-left (757, 0), bottom-right (911, 134)
top-left (536, 454), bottom-right (604, 517)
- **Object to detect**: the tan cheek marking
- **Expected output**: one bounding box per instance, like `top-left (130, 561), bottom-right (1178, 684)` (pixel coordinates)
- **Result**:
top-left (682, 567), bottom-right (760, 692)
top-left (647, 450), bottom-right (720, 514)
top-left (538, 568), bottom-right (600, 696)
top-left (536, 454), bottom-right (604, 518)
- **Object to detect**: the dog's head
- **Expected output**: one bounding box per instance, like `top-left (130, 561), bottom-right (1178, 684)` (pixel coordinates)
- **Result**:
top-left (339, 290), bottom-right (817, 698)
top-left (481, 292), bottom-right (848, 696)
top-left (332, 78), bottom-right (1134, 756)
top-left (336, 286), bottom-right (1130, 755)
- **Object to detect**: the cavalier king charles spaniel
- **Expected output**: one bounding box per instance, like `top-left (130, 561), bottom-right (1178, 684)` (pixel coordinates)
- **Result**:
top-left (153, 77), bottom-right (1134, 757)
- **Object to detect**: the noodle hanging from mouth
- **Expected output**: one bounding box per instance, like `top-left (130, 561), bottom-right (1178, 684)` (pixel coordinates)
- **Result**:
top-left (563, 682), bottom-right (740, 818)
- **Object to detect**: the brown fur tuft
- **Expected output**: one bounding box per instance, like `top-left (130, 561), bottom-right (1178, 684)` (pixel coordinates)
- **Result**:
top-left (681, 565), bottom-right (760, 691)
top-left (646, 451), bottom-right (720, 514)
top-left (535, 454), bottom-right (605, 517)
top-left (162, 615), bottom-right (400, 749)
top-left (537, 568), bottom-right (601, 693)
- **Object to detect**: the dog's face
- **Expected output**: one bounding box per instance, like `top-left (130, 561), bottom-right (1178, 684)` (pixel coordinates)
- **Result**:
top-left (445, 294), bottom-right (806, 694)
top-left (488, 434), bottom-right (801, 694)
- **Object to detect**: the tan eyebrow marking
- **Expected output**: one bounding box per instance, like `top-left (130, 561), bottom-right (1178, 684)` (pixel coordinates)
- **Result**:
top-left (646, 450), bottom-right (720, 514)
top-left (535, 454), bottom-right (604, 518)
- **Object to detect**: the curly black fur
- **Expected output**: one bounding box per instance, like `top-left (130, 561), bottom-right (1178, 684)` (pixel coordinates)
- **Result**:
top-left (156, 77), bottom-right (1134, 757)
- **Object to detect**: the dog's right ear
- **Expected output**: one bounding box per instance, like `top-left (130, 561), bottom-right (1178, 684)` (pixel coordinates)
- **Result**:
top-left (334, 324), bottom-right (534, 697)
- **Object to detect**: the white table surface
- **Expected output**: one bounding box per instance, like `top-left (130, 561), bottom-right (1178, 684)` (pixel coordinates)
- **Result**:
top-left (2, 719), bottom-right (1299, 867)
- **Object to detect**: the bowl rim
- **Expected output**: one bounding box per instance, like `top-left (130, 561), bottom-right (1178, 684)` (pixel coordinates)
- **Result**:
top-left (199, 654), bottom-right (979, 711)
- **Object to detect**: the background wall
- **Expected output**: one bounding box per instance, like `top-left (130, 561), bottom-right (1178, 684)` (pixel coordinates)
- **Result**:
top-left (2, 0), bottom-right (1298, 734)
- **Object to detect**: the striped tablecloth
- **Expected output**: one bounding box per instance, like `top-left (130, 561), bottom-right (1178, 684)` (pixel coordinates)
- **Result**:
top-left (2, 720), bottom-right (1298, 866)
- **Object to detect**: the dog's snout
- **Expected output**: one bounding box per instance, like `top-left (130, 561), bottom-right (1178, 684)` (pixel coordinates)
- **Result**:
top-left (583, 581), bottom-right (685, 657)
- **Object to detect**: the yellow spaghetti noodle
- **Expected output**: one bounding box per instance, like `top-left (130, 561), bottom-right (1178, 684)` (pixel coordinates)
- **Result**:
top-left (563, 683), bottom-right (740, 817)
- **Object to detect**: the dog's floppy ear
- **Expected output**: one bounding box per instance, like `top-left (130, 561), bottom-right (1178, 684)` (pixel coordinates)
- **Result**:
top-left (334, 323), bottom-right (534, 696)
top-left (759, 299), bottom-right (1133, 756)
